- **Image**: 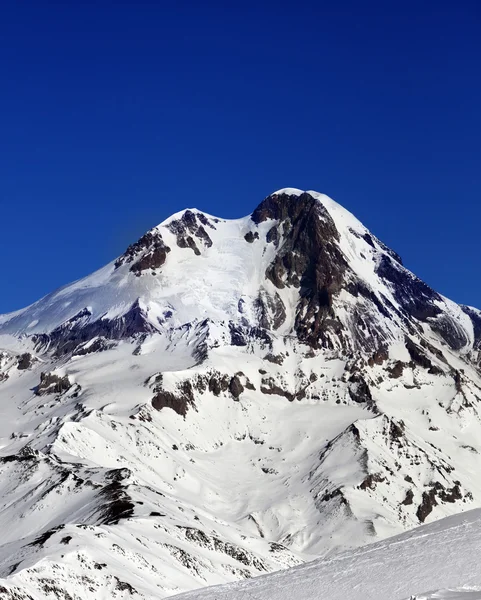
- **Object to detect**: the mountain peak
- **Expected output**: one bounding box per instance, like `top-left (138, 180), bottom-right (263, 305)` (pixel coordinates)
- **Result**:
top-left (1, 188), bottom-right (481, 598)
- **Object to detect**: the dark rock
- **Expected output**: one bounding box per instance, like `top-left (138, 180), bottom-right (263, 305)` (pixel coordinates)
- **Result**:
top-left (17, 353), bottom-right (33, 370)
top-left (252, 191), bottom-right (348, 349)
top-left (73, 337), bottom-right (116, 356)
top-left (229, 376), bottom-right (244, 399)
top-left (152, 380), bottom-right (195, 417)
top-left (208, 373), bottom-right (230, 396)
top-left (405, 337), bottom-right (433, 370)
top-left (266, 226), bottom-right (279, 245)
top-left (348, 374), bottom-right (372, 404)
top-left (169, 210), bottom-right (213, 255)
top-left (401, 489), bottom-right (414, 505)
top-left (388, 361), bottom-right (404, 379)
top-left (416, 482), bottom-right (463, 523)
top-left (389, 419), bottom-right (405, 440)
top-left (228, 322), bottom-right (272, 349)
top-left (35, 301), bottom-right (158, 357)
top-left (114, 578), bottom-right (137, 594)
top-left (260, 377), bottom-right (294, 401)
top-left (359, 473), bottom-right (385, 490)
top-left (376, 255), bottom-right (441, 321)
top-left (417, 488), bottom-right (437, 522)
top-left (197, 212), bottom-right (216, 230)
top-left (115, 230), bottom-right (171, 275)
top-left (439, 483), bottom-right (462, 503)
top-left (430, 314), bottom-right (470, 351)
top-left (264, 353), bottom-right (284, 365)
top-left (254, 291), bottom-right (286, 331)
top-left (368, 347), bottom-right (389, 367)
top-left (244, 231), bottom-right (259, 243)
top-left (462, 306), bottom-right (481, 353)
top-left (98, 469), bottom-right (135, 525)
top-left (35, 372), bottom-right (72, 396)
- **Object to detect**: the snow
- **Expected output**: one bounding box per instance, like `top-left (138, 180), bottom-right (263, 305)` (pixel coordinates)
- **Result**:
top-left (172, 509), bottom-right (481, 600)
top-left (271, 188), bottom-right (305, 196)
top-left (0, 188), bottom-right (480, 598)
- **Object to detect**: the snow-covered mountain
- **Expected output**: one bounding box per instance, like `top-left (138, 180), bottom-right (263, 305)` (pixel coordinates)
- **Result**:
top-left (0, 188), bottom-right (480, 599)
top-left (172, 508), bottom-right (481, 600)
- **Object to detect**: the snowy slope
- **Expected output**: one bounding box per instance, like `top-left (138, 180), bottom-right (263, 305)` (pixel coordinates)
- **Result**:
top-left (0, 189), bottom-right (480, 598)
top-left (172, 508), bottom-right (481, 600)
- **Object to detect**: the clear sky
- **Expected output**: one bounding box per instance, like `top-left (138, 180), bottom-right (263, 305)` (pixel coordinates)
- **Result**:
top-left (0, 1), bottom-right (480, 313)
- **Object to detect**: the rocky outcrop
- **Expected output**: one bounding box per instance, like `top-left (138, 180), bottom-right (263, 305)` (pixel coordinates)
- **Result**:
top-left (152, 380), bottom-right (195, 417)
top-left (169, 210), bottom-right (214, 256)
top-left (35, 372), bottom-right (72, 396)
top-left (244, 231), bottom-right (259, 243)
top-left (115, 230), bottom-right (171, 274)
top-left (33, 301), bottom-right (157, 357)
top-left (17, 353), bottom-right (35, 370)
top-left (252, 192), bottom-right (349, 348)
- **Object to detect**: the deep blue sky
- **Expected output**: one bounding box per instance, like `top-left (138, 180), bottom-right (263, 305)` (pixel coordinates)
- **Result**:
top-left (0, 1), bottom-right (480, 313)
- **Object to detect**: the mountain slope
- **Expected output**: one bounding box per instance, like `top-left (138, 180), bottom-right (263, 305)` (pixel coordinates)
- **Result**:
top-left (0, 189), bottom-right (480, 598)
top-left (171, 508), bottom-right (481, 600)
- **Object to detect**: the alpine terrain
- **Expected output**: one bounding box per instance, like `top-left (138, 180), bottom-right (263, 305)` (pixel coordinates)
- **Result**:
top-left (0, 189), bottom-right (480, 599)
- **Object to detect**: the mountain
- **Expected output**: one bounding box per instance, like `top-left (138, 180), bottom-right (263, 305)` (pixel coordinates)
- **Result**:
top-left (0, 188), bottom-right (480, 599)
top-left (172, 508), bottom-right (481, 600)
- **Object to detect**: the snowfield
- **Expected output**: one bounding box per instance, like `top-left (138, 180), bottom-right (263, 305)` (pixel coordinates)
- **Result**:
top-left (173, 508), bottom-right (481, 600)
top-left (0, 188), bottom-right (479, 598)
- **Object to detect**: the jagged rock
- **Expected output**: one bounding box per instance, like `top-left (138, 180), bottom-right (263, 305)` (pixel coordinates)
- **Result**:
top-left (115, 230), bottom-right (171, 274)
top-left (405, 337), bottom-right (433, 370)
top-left (376, 255), bottom-right (442, 322)
top-left (35, 372), bottom-right (72, 396)
top-left (152, 381), bottom-right (195, 417)
top-left (402, 489), bottom-right (414, 505)
top-left (253, 191), bottom-right (348, 348)
top-left (208, 373), bottom-right (230, 396)
top-left (388, 361), bottom-right (404, 378)
top-left (17, 353), bottom-right (34, 370)
top-left (368, 347), bottom-right (388, 366)
top-left (264, 353), bottom-right (284, 365)
top-left (169, 210), bottom-right (213, 255)
top-left (260, 377), bottom-right (294, 401)
top-left (229, 376), bottom-right (244, 399)
top-left (417, 482), bottom-right (464, 523)
top-left (348, 374), bottom-right (372, 404)
top-left (359, 473), bottom-right (385, 490)
top-left (34, 301), bottom-right (157, 357)
top-left (255, 291), bottom-right (286, 331)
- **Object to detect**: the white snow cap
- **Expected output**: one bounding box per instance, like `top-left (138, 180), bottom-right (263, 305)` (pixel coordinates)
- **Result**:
top-left (271, 188), bottom-right (305, 196)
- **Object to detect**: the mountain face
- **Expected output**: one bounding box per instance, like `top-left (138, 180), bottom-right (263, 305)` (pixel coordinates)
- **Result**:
top-left (0, 188), bottom-right (480, 599)
top-left (172, 508), bottom-right (481, 600)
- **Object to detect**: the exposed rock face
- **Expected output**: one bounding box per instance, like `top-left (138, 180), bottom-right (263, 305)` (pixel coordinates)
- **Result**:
top-left (229, 375), bottom-right (244, 399)
top-left (252, 192), bottom-right (348, 348)
top-left (35, 372), bottom-right (72, 396)
top-left (348, 374), bottom-right (373, 405)
top-left (17, 353), bottom-right (34, 370)
top-left (33, 301), bottom-right (157, 357)
top-left (376, 255), bottom-right (442, 321)
top-left (169, 210), bottom-right (214, 255)
top-left (151, 380), bottom-right (195, 417)
top-left (115, 230), bottom-right (171, 274)
top-left (255, 290), bottom-right (286, 331)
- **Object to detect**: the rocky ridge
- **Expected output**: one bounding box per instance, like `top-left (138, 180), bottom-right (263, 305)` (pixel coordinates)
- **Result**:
top-left (0, 189), bottom-right (480, 598)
